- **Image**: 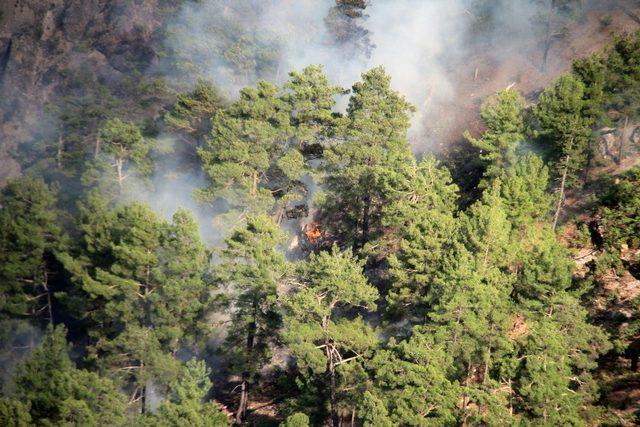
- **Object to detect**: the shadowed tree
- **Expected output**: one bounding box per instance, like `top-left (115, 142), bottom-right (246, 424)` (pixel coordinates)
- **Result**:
top-left (325, 0), bottom-right (373, 59)
top-left (283, 246), bottom-right (378, 427)
top-left (59, 204), bottom-right (211, 413)
top-left (216, 215), bottom-right (288, 423)
top-left (322, 66), bottom-right (415, 250)
top-left (535, 0), bottom-right (584, 72)
top-left (532, 74), bottom-right (594, 230)
top-left (8, 325), bottom-right (127, 426)
top-left (604, 32), bottom-right (640, 164)
top-left (465, 88), bottom-right (526, 186)
top-left (0, 176), bottom-right (67, 325)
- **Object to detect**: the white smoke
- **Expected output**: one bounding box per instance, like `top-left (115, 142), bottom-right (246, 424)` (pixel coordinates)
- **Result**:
top-left (163, 0), bottom-right (549, 150)
top-left (152, 0), bottom-right (552, 241)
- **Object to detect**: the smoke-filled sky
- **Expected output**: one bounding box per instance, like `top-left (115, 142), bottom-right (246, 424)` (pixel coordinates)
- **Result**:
top-left (164, 0), bottom-right (548, 143)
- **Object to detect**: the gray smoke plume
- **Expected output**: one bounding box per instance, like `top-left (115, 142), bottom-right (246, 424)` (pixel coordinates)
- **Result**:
top-left (162, 0), bottom-right (549, 148)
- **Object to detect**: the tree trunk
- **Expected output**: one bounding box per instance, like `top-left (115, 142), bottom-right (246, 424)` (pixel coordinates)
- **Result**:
top-left (95, 134), bottom-right (101, 158)
top-left (116, 158), bottom-right (124, 187)
top-left (141, 384), bottom-right (146, 415)
top-left (143, 252), bottom-right (153, 329)
top-left (236, 318), bottom-right (256, 424)
top-left (617, 115), bottom-right (629, 165)
top-left (43, 270), bottom-right (53, 326)
top-left (360, 191), bottom-right (371, 250)
top-left (583, 144), bottom-right (593, 186)
top-left (552, 154), bottom-right (570, 231)
top-left (327, 345), bottom-right (339, 427)
top-left (540, 0), bottom-right (556, 72)
top-left (508, 378), bottom-right (513, 416)
top-left (251, 171), bottom-right (258, 197)
top-left (351, 409), bottom-right (356, 427)
top-left (57, 133), bottom-right (64, 169)
top-left (483, 345), bottom-right (492, 385)
top-left (236, 379), bottom-right (248, 424)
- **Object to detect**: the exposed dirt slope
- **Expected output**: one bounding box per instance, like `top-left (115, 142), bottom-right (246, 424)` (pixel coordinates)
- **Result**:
top-left (0, 0), bottom-right (166, 184)
top-left (431, 0), bottom-right (640, 152)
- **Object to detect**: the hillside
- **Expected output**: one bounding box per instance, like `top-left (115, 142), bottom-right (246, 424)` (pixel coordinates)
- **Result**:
top-left (1, 1), bottom-right (640, 426)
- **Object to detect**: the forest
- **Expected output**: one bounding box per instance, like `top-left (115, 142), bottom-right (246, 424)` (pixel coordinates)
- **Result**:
top-left (1, 0), bottom-right (640, 426)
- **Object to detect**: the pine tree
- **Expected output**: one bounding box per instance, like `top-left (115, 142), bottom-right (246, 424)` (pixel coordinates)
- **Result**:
top-left (605, 32), bottom-right (640, 163)
top-left (363, 327), bottom-right (460, 425)
top-left (0, 398), bottom-right (32, 427)
top-left (572, 53), bottom-right (608, 125)
top-left (197, 80), bottom-right (293, 221)
top-left (283, 246), bottom-right (379, 427)
top-left (139, 359), bottom-right (228, 426)
top-left (599, 166), bottom-right (640, 250)
top-left (532, 74), bottom-right (594, 230)
top-left (465, 88), bottom-right (526, 186)
top-left (280, 412), bottom-right (311, 427)
top-left (384, 156), bottom-right (459, 319)
top-left (324, 0), bottom-right (372, 59)
top-left (59, 203), bottom-right (211, 413)
top-left (517, 298), bottom-right (610, 425)
top-left (428, 184), bottom-right (515, 393)
top-left (322, 66), bottom-right (415, 250)
top-left (0, 176), bottom-right (66, 324)
top-left (497, 152), bottom-right (552, 228)
top-left (9, 325), bottom-right (127, 426)
top-left (197, 66), bottom-right (341, 224)
top-left (512, 223), bottom-right (574, 310)
top-left (47, 77), bottom-right (120, 174)
top-left (216, 215), bottom-right (288, 423)
top-left (284, 65), bottom-right (345, 151)
top-left (98, 118), bottom-right (152, 188)
top-left (156, 208), bottom-right (212, 349)
top-left (572, 53), bottom-right (608, 177)
top-left (165, 79), bottom-right (224, 147)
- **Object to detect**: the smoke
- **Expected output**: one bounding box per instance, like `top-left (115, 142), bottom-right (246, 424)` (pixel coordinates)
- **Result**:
top-left (121, 133), bottom-right (227, 247)
top-left (150, 0), bottom-right (554, 244)
top-left (152, 0), bottom-right (624, 237)
top-left (162, 0), bottom-right (558, 152)
top-left (0, 319), bottom-right (42, 391)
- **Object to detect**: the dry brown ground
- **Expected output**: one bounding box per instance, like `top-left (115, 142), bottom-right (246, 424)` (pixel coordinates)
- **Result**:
top-left (426, 0), bottom-right (640, 153)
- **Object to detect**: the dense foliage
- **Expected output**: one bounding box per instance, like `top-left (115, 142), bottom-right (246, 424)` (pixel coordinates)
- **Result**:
top-left (3, 13), bottom-right (640, 427)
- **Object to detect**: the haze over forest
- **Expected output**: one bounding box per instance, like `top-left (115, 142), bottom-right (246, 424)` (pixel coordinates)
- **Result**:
top-left (1, 1), bottom-right (640, 426)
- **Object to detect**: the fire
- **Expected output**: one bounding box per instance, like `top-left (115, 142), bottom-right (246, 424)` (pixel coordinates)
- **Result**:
top-left (304, 222), bottom-right (322, 243)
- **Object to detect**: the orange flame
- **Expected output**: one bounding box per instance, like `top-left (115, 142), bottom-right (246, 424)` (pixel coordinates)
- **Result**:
top-left (305, 222), bottom-right (322, 243)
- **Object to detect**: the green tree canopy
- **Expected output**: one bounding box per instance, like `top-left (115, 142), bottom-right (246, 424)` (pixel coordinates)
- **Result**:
top-left (465, 88), bottom-right (526, 185)
top-left (165, 79), bottom-right (225, 146)
top-left (215, 215), bottom-right (288, 423)
top-left (0, 176), bottom-right (67, 323)
top-left (497, 152), bottom-right (552, 228)
top-left (9, 325), bottom-right (127, 426)
top-left (533, 74), bottom-right (594, 229)
top-left (321, 66), bottom-right (415, 250)
top-left (59, 203), bottom-right (211, 413)
top-left (97, 118), bottom-right (152, 189)
top-left (197, 65), bottom-right (342, 224)
top-left (139, 359), bottom-right (228, 427)
top-left (384, 156), bottom-right (459, 320)
top-left (283, 246), bottom-right (379, 426)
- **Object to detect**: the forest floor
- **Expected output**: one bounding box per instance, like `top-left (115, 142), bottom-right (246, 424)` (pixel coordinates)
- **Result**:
top-left (562, 144), bottom-right (640, 425)
top-left (428, 0), bottom-right (640, 152)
